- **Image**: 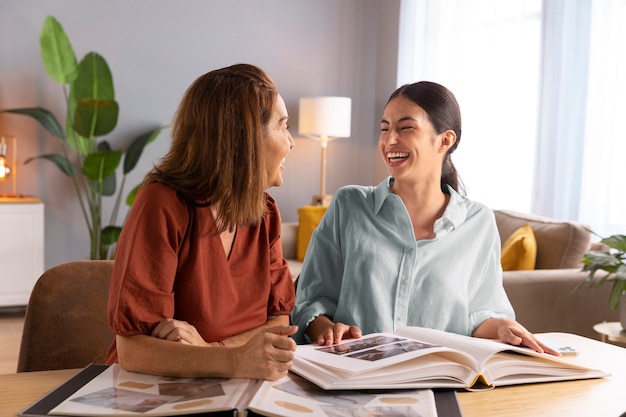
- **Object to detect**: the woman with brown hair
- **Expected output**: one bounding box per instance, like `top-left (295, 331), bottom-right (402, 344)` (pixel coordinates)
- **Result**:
top-left (107, 63), bottom-right (297, 379)
top-left (292, 81), bottom-right (559, 356)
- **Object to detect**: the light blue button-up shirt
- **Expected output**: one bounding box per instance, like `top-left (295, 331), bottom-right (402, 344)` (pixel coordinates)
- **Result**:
top-left (292, 177), bottom-right (514, 344)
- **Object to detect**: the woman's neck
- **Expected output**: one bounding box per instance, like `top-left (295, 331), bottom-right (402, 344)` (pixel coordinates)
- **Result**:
top-left (391, 178), bottom-right (449, 240)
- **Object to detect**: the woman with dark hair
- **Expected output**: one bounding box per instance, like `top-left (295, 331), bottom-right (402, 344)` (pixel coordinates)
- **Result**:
top-left (107, 64), bottom-right (297, 379)
top-left (292, 81), bottom-right (558, 356)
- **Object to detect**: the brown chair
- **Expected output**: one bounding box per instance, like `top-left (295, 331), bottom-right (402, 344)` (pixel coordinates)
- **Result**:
top-left (17, 260), bottom-right (115, 372)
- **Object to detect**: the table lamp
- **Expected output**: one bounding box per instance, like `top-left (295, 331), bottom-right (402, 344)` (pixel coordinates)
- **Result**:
top-left (298, 96), bottom-right (351, 206)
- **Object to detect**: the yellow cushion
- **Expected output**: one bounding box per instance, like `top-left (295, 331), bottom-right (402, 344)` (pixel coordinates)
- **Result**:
top-left (296, 206), bottom-right (328, 262)
top-left (501, 223), bottom-right (537, 271)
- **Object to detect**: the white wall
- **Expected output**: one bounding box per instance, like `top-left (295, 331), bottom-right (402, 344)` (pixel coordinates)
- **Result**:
top-left (0, 0), bottom-right (401, 268)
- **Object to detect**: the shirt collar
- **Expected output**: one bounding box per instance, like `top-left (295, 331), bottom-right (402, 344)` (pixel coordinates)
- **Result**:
top-left (373, 176), bottom-right (468, 231)
top-left (373, 177), bottom-right (395, 214)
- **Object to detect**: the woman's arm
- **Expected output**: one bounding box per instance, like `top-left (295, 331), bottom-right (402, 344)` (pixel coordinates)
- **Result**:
top-left (116, 324), bottom-right (297, 379)
top-left (151, 315), bottom-right (290, 347)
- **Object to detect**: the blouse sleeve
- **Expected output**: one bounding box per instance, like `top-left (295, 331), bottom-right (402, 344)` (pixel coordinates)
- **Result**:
top-left (107, 183), bottom-right (189, 336)
top-left (291, 196), bottom-right (345, 343)
top-left (467, 210), bottom-right (515, 333)
top-left (266, 195), bottom-right (296, 317)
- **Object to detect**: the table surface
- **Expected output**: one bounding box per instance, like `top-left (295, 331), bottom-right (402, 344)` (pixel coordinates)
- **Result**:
top-left (0, 333), bottom-right (625, 417)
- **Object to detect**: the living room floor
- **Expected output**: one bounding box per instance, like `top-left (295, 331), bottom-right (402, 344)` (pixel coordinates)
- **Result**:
top-left (0, 307), bottom-right (25, 374)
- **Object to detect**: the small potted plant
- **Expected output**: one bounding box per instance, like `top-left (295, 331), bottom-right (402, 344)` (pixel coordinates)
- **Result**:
top-left (575, 234), bottom-right (626, 329)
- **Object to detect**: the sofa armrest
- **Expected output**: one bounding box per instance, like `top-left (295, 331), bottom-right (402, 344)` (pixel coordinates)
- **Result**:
top-left (503, 268), bottom-right (619, 340)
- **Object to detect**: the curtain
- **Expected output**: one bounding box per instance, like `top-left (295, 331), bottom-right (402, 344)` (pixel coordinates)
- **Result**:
top-left (397, 0), bottom-right (542, 213)
top-left (532, 0), bottom-right (592, 222)
top-left (578, 0), bottom-right (626, 237)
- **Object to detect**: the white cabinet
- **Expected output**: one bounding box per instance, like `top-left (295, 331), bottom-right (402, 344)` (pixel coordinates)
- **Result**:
top-left (0, 198), bottom-right (44, 307)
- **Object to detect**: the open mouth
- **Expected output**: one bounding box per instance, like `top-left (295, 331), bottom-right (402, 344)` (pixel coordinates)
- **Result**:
top-left (387, 152), bottom-right (409, 163)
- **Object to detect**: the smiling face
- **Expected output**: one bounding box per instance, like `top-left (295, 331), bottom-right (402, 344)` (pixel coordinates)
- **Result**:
top-left (263, 94), bottom-right (294, 188)
top-left (379, 96), bottom-right (454, 186)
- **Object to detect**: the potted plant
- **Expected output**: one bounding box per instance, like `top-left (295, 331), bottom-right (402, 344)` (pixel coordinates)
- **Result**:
top-left (575, 233), bottom-right (626, 329)
top-left (1, 16), bottom-right (164, 260)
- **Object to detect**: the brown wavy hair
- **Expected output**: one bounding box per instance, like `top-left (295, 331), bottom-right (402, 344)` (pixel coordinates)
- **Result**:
top-left (387, 81), bottom-right (465, 195)
top-left (144, 63), bottom-right (278, 232)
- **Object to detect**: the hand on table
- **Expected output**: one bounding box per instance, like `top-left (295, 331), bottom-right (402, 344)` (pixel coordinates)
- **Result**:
top-left (231, 325), bottom-right (298, 380)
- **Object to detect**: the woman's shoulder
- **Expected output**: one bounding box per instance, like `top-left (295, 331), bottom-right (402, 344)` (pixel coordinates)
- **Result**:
top-left (334, 183), bottom-right (376, 200)
top-left (134, 182), bottom-right (189, 213)
top-left (447, 187), bottom-right (496, 224)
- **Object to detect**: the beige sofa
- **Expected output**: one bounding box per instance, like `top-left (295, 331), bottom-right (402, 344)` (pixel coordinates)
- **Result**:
top-left (281, 209), bottom-right (619, 340)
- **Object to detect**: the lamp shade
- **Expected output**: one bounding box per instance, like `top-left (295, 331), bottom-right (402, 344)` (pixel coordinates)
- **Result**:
top-left (298, 97), bottom-right (351, 138)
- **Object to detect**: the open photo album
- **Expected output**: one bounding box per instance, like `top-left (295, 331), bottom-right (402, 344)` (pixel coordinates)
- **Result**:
top-left (292, 326), bottom-right (609, 390)
top-left (20, 363), bottom-right (461, 417)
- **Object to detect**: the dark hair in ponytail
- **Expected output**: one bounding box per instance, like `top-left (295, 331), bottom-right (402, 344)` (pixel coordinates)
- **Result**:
top-left (387, 81), bottom-right (465, 195)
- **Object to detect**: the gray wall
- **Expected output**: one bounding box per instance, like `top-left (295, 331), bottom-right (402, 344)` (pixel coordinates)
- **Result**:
top-left (0, 0), bottom-right (400, 269)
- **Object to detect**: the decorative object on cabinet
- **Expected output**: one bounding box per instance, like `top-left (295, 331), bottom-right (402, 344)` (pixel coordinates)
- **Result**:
top-left (1, 16), bottom-right (165, 260)
top-left (0, 135), bottom-right (17, 196)
top-left (298, 96), bottom-right (351, 206)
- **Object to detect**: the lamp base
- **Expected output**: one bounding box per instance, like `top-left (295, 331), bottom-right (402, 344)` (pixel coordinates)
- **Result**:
top-left (311, 194), bottom-right (333, 206)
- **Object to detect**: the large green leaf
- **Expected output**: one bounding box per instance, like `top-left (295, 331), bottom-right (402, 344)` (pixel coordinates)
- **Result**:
top-left (72, 52), bottom-right (115, 101)
top-left (609, 280), bottom-right (626, 311)
top-left (39, 16), bottom-right (78, 84)
top-left (97, 141), bottom-right (117, 196)
top-left (73, 99), bottom-right (119, 138)
top-left (82, 150), bottom-right (122, 181)
top-left (70, 52), bottom-right (118, 137)
top-left (101, 225), bottom-right (122, 245)
top-left (2, 108), bottom-right (65, 140)
top-left (123, 126), bottom-right (165, 174)
top-left (24, 154), bottom-right (77, 176)
top-left (601, 234), bottom-right (626, 252)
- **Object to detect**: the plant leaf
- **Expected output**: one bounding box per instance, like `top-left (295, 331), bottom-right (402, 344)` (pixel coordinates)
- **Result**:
top-left (97, 141), bottom-right (117, 196)
top-left (101, 225), bottom-right (122, 245)
top-left (608, 280), bottom-right (626, 311)
top-left (123, 126), bottom-right (166, 174)
top-left (24, 154), bottom-right (77, 176)
top-left (39, 16), bottom-right (78, 84)
top-left (600, 234), bottom-right (626, 252)
top-left (125, 184), bottom-right (141, 206)
top-left (582, 252), bottom-right (620, 272)
top-left (71, 52), bottom-right (118, 137)
top-left (82, 150), bottom-right (122, 181)
top-left (73, 99), bottom-right (119, 137)
top-left (73, 52), bottom-right (116, 101)
top-left (2, 108), bottom-right (65, 140)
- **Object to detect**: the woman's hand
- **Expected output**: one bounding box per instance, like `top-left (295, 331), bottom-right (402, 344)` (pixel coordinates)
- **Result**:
top-left (151, 318), bottom-right (210, 346)
top-left (307, 315), bottom-right (362, 346)
top-left (231, 325), bottom-right (298, 380)
top-left (473, 318), bottom-right (561, 356)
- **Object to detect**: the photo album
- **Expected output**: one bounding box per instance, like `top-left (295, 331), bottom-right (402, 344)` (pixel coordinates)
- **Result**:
top-left (292, 326), bottom-right (609, 391)
top-left (20, 363), bottom-right (461, 417)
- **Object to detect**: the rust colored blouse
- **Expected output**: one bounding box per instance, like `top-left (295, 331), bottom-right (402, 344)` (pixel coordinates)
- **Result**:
top-left (106, 182), bottom-right (295, 363)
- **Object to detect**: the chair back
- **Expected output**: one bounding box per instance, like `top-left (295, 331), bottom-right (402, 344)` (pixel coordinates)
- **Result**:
top-left (17, 260), bottom-right (115, 372)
